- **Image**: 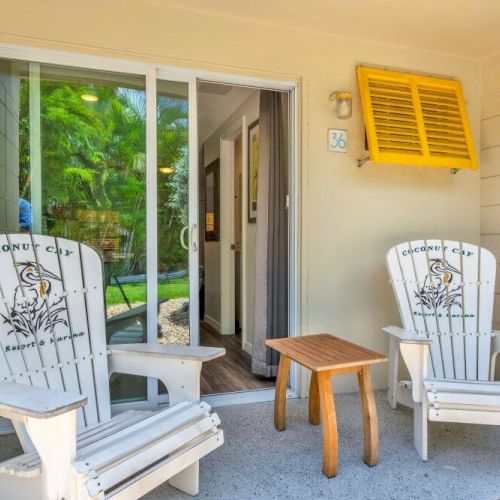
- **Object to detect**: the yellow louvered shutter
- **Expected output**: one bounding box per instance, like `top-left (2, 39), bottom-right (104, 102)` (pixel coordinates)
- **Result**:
top-left (357, 66), bottom-right (478, 170)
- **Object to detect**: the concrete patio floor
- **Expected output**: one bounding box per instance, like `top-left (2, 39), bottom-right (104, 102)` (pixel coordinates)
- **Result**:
top-left (146, 391), bottom-right (499, 499)
top-left (0, 391), bottom-right (498, 499)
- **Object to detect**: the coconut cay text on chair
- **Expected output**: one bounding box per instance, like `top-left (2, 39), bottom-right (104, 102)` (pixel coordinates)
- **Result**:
top-left (383, 239), bottom-right (500, 460)
top-left (0, 234), bottom-right (224, 499)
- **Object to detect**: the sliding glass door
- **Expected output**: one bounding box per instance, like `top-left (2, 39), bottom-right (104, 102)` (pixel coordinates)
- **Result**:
top-left (156, 79), bottom-right (194, 348)
top-left (155, 77), bottom-right (198, 398)
top-left (0, 57), bottom-right (198, 405)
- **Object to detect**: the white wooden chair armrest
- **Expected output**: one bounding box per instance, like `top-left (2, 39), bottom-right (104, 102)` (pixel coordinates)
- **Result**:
top-left (382, 326), bottom-right (432, 344)
top-left (108, 343), bottom-right (225, 361)
top-left (383, 327), bottom-right (430, 404)
top-left (108, 344), bottom-right (225, 404)
top-left (0, 381), bottom-right (86, 421)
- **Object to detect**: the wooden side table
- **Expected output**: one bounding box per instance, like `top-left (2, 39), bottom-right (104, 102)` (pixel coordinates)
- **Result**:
top-left (266, 334), bottom-right (387, 477)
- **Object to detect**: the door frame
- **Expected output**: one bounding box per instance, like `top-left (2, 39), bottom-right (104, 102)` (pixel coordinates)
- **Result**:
top-left (197, 79), bottom-right (301, 404)
top-left (219, 135), bottom-right (236, 336)
top-left (0, 42), bottom-right (302, 404)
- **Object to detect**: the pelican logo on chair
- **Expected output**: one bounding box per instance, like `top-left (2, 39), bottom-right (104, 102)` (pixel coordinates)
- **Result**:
top-left (415, 258), bottom-right (462, 310)
top-left (1, 261), bottom-right (68, 338)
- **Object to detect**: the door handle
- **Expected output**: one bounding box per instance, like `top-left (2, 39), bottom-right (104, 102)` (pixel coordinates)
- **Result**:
top-left (180, 226), bottom-right (189, 250)
top-left (190, 224), bottom-right (198, 252)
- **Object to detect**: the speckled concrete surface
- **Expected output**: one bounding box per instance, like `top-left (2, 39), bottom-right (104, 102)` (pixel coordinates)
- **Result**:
top-left (1, 391), bottom-right (498, 499)
top-left (144, 391), bottom-right (500, 500)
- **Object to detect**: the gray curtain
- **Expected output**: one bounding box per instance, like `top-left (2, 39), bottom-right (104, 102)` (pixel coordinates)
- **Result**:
top-left (251, 90), bottom-right (288, 377)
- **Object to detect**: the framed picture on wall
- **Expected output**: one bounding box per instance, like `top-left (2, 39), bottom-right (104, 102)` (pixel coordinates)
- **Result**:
top-left (248, 119), bottom-right (259, 223)
top-left (205, 159), bottom-right (220, 241)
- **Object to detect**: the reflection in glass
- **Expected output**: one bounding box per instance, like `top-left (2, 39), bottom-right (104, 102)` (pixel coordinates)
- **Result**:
top-left (156, 81), bottom-right (190, 348)
top-left (156, 81), bottom-right (190, 396)
top-left (204, 159), bottom-right (219, 242)
top-left (1, 59), bottom-right (148, 402)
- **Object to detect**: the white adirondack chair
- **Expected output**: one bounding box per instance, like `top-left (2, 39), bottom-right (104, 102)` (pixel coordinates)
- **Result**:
top-left (0, 234), bottom-right (225, 499)
top-left (383, 239), bottom-right (500, 460)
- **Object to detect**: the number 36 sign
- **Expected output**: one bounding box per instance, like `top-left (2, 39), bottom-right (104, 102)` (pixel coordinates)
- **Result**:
top-left (328, 129), bottom-right (348, 153)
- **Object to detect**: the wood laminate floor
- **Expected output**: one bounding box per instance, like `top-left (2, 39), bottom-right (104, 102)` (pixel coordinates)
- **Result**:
top-left (200, 323), bottom-right (275, 395)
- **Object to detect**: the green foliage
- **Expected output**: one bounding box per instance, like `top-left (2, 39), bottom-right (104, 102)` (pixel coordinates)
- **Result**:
top-left (19, 78), bottom-right (189, 279)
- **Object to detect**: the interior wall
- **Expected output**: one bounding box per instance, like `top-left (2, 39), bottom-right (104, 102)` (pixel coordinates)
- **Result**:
top-left (0, 1), bottom-right (483, 392)
top-left (234, 134), bottom-right (242, 331)
top-left (481, 52), bottom-right (500, 338)
top-left (0, 60), bottom-right (19, 233)
top-left (202, 91), bottom-right (259, 345)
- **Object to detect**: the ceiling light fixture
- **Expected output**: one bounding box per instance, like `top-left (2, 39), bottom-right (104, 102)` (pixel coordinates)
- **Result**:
top-left (80, 94), bottom-right (98, 102)
top-left (159, 166), bottom-right (175, 174)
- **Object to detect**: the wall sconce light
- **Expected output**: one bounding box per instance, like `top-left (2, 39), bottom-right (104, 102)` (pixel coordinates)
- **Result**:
top-left (329, 91), bottom-right (352, 119)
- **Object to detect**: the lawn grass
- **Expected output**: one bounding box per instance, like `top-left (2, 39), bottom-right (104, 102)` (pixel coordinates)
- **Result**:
top-left (106, 278), bottom-right (189, 305)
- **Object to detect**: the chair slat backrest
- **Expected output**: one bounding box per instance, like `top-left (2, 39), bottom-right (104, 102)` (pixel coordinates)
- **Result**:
top-left (0, 234), bottom-right (110, 427)
top-left (387, 239), bottom-right (496, 381)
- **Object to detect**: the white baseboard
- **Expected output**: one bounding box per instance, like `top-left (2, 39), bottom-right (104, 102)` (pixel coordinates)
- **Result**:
top-left (204, 314), bottom-right (221, 333)
top-left (243, 340), bottom-right (252, 355)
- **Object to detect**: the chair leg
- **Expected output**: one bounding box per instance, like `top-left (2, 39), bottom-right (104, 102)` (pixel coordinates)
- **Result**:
top-left (388, 338), bottom-right (399, 409)
top-left (169, 461), bottom-right (199, 496)
top-left (414, 402), bottom-right (428, 461)
top-left (25, 411), bottom-right (77, 500)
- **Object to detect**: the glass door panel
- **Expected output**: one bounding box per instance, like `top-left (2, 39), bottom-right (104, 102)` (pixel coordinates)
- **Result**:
top-left (156, 80), bottom-right (190, 347)
top-left (0, 58), bottom-right (148, 402)
top-left (0, 58), bottom-right (199, 405)
top-left (156, 79), bottom-right (195, 396)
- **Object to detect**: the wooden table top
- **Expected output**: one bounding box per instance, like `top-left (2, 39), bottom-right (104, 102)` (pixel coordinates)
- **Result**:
top-left (266, 334), bottom-right (387, 372)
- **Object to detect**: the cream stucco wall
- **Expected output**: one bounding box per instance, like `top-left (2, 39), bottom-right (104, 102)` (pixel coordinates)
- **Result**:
top-left (0, 1), bottom-right (482, 392)
top-left (480, 53), bottom-right (500, 341)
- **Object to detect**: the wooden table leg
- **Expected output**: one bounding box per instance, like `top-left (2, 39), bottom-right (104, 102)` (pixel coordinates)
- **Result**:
top-left (357, 365), bottom-right (379, 466)
top-left (274, 354), bottom-right (290, 431)
top-left (317, 371), bottom-right (338, 477)
top-left (309, 371), bottom-right (320, 425)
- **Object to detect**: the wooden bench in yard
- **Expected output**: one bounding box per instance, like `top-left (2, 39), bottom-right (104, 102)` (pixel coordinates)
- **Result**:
top-left (106, 298), bottom-right (169, 344)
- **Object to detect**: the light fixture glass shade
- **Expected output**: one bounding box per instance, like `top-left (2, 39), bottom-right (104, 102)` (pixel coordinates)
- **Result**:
top-left (336, 97), bottom-right (352, 119)
top-left (329, 91), bottom-right (352, 119)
